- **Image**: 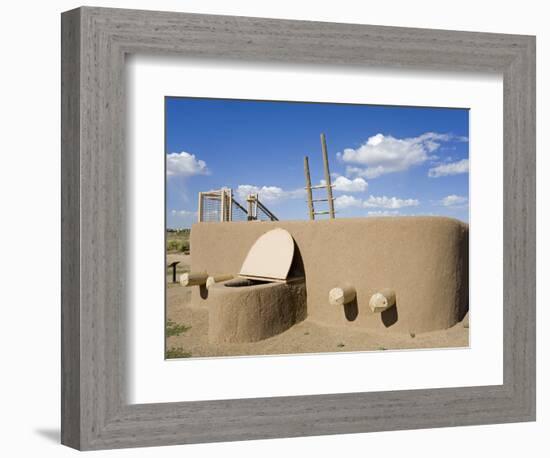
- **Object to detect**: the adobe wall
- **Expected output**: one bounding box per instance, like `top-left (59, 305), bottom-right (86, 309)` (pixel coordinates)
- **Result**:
top-left (190, 217), bottom-right (469, 334)
top-left (208, 281), bottom-right (307, 343)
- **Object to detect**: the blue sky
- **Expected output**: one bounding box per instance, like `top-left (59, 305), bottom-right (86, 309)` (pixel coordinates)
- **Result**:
top-left (166, 97), bottom-right (469, 228)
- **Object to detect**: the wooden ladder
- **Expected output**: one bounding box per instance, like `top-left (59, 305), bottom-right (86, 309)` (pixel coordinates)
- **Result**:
top-left (304, 133), bottom-right (336, 220)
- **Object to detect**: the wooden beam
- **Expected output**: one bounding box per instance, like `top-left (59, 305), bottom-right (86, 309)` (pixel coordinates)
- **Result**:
top-left (255, 198), bottom-right (279, 221)
top-left (246, 194), bottom-right (254, 220)
top-left (228, 188), bottom-right (233, 221)
top-left (180, 272), bottom-right (209, 287)
top-left (320, 133), bottom-right (335, 219)
top-left (303, 156), bottom-right (315, 220)
top-left (369, 289), bottom-right (396, 313)
top-left (309, 184), bottom-right (334, 189)
top-left (329, 286), bottom-right (356, 306)
top-left (197, 191), bottom-right (203, 222)
top-left (206, 274), bottom-right (235, 289)
top-left (219, 189), bottom-right (226, 222)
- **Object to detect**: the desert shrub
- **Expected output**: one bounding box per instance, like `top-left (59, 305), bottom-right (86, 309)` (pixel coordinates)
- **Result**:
top-left (166, 231), bottom-right (191, 253)
top-left (165, 347), bottom-right (192, 359)
top-left (166, 319), bottom-right (191, 337)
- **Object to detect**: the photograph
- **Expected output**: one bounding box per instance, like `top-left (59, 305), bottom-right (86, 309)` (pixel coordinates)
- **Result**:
top-left (164, 97), bottom-right (470, 358)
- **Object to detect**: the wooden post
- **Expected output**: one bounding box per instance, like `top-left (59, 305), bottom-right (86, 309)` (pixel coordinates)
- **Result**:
top-left (220, 189), bottom-right (226, 222)
top-left (180, 272), bottom-right (209, 287)
top-left (304, 156), bottom-right (315, 220)
top-left (168, 261), bottom-right (180, 283)
top-left (228, 188), bottom-right (233, 222)
top-left (197, 192), bottom-right (203, 222)
top-left (251, 193), bottom-right (258, 220)
top-left (320, 133), bottom-right (335, 219)
top-left (329, 286), bottom-right (356, 306)
top-left (369, 289), bottom-right (396, 313)
top-left (246, 195), bottom-right (254, 220)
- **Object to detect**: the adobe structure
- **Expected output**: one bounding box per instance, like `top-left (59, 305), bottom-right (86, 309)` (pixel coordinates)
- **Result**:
top-left (187, 216), bottom-right (469, 344)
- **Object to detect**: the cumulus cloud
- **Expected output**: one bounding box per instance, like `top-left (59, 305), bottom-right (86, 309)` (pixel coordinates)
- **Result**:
top-left (334, 195), bottom-right (363, 209)
top-left (366, 210), bottom-right (400, 217)
top-left (334, 194), bottom-right (419, 210)
top-left (166, 151), bottom-right (209, 177)
top-left (440, 195), bottom-right (468, 207)
top-left (339, 132), bottom-right (461, 178)
top-left (168, 209), bottom-right (198, 227)
top-left (363, 195), bottom-right (419, 209)
top-left (170, 209), bottom-right (197, 217)
top-left (428, 159), bottom-right (469, 177)
top-left (236, 185), bottom-right (304, 203)
top-left (321, 176), bottom-right (368, 192)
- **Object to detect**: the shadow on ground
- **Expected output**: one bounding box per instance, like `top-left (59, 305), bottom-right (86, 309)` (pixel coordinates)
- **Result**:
top-left (35, 429), bottom-right (60, 443)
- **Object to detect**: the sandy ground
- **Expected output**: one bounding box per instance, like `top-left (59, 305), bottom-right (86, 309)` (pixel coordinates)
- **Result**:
top-left (166, 258), bottom-right (469, 358)
top-left (166, 252), bottom-right (191, 269)
top-left (166, 252), bottom-right (192, 282)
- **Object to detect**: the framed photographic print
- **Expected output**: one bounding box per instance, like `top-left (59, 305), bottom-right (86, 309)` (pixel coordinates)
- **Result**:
top-left (61, 6), bottom-right (535, 450)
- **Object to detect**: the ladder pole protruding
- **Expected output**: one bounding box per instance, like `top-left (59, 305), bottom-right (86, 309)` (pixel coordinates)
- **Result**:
top-left (304, 156), bottom-right (315, 220)
top-left (229, 188), bottom-right (233, 221)
top-left (320, 133), bottom-right (335, 219)
top-left (246, 194), bottom-right (254, 221)
top-left (220, 189), bottom-right (226, 222)
top-left (198, 192), bottom-right (203, 222)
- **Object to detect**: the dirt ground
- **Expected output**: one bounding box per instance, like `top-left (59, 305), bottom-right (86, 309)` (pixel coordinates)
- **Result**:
top-left (165, 253), bottom-right (469, 358)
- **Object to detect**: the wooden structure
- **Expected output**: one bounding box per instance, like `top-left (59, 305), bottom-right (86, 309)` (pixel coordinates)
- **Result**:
top-left (304, 133), bottom-right (336, 220)
top-left (197, 188), bottom-right (236, 222)
top-left (246, 193), bottom-right (279, 221)
top-left (198, 188), bottom-right (277, 223)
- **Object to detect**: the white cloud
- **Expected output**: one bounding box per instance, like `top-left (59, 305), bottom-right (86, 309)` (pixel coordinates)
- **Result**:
top-left (166, 151), bottom-right (209, 177)
top-left (321, 176), bottom-right (368, 192)
top-left (366, 210), bottom-right (400, 217)
top-left (428, 159), bottom-right (469, 177)
top-left (237, 176), bottom-right (367, 209)
top-left (335, 194), bottom-right (419, 210)
top-left (236, 185), bottom-right (304, 203)
top-left (170, 209), bottom-right (197, 217)
top-left (440, 195), bottom-right (468, 207)
top-left (339, 132), bottom-right (457, 178)
top-left (334, 195), bottom-right (363, 209)
top-left (168, 209), bottom-right (198, 227)
top-left (363, 195), bottom-right (419, 209)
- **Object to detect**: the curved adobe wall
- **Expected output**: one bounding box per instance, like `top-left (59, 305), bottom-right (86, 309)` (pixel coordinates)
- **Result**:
top-left (208, 281), bottom-right (307, 343)
top-left (191, 217), bottom-right (468, 334)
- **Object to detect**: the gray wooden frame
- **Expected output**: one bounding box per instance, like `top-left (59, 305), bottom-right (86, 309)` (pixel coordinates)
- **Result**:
top-left (61, 6), bottom-right (536, 451)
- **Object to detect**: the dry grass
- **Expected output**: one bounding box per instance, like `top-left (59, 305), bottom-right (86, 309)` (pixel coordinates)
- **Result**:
top-left (166, 319), bottom-right (191, 337)
top-left (166, 229), bottom-right (190, 254)
top-left (165, 318), bottom-right (192, 358)
top-left (165, 347), bottom-right (192, 359)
